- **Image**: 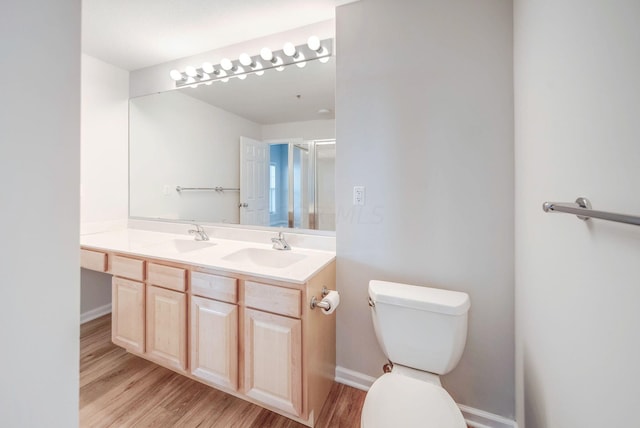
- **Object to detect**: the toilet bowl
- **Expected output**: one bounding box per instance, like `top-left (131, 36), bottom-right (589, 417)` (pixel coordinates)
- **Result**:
top-left (361, 372), bottom-right (466, 427)
top-left (361, 280), bottom-right (470, 428)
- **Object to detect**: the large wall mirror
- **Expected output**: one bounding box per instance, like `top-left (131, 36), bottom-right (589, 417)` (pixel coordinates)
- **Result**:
top-left (129, 55), bottom-right (335, 231)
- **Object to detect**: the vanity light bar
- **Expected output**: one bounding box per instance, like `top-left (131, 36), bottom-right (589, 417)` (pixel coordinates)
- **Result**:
top-left (169, 36), bottom-right (333, 89)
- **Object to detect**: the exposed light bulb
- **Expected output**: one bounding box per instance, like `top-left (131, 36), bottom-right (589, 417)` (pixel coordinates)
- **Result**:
top-left (295, 52), bottom-right (306, 68)
top-left (201, 73), bottom-right (210, 81)
top-left (307, 36), bottom-right (321, 52)
top-left (239, 53), bottom-right (253, 67)
top-left (260, 47), bottom-right (273, 62)
top-left (273, 56), bottom-right (284, 71)
top-left (219, 69), bottom-right (229, 83)
top-left (235, 65), bottom-right (246, 80)
top-left (201, 62), bottom-right (214, 74)
top-left (185, 66), bottom-right (198, 77)
top-left (306, 36), bottom-right (331, 63)
top-left (254, 62), bottom-right (264, 76)
top-left (169, 69), bottom-right (183, 81)
top-left (185, 77), bottom-right (196, 84)
top-left (220, 58), bottom-right (233, 71)
top-left (283, 42), bottom-right (297, 57)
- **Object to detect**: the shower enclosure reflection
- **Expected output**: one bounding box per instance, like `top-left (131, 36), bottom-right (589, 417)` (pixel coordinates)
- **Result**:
top-left (238, 136), bottom-right (335, 232)
top-left (266, 140), bottom-right (335, 231)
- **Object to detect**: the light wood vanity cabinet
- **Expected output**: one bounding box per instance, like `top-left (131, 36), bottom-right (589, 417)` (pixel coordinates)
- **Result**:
top-left (145, 263), bottom-right (188, 371)
top-left (191, 295), bottom-right (238, 390)
top-left (244, 308), bottom-right (303, 416)
top-left (80, 249), bottom-right (107, 272)
top-left (243, 280), bottom-right (304, 416)
top-left (189, 272), bottom-right (239, 391)
top-left (111, 255), bottom-right (145, 281)
top-left (81, 245), bottom-right (335, 427)
top-left (146, 284), bottom-right (188, 371)
top-left (111, 277), bottom-right (145, 353)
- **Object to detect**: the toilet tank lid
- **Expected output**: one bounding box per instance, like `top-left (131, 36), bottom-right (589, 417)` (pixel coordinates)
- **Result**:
top-left (369, 280), bottom-right (470, 315)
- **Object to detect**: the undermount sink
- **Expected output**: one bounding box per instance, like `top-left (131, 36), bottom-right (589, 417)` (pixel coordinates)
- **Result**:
top-left (162, 238), bottom-right (217, 253)
top-left (222, 247), bottom-right (306, 269)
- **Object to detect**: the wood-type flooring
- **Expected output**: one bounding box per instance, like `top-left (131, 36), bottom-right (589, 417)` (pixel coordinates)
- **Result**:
top-left (80, 314), bottom-right (366, 427)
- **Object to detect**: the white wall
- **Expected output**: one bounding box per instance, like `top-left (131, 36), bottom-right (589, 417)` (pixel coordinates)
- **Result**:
top-left (81, 54), bottom-right (129, 231)
top-left (129, 90), bottom-right (261, 223)
top-left (336, 0), bottom-right (514, 419)
top-left (80, 54), bottom-right (129, 320)
top-left (261, 119), bottom-right (335, 141)
top-left (0, 1), bottom-right (80, 426)
top-left (515, 1), bottom-right (640, 426)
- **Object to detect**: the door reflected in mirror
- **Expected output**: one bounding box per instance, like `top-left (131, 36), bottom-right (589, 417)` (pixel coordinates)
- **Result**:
top-left (129, 56), bottom-right (335, 231)
top-left (241, 138), bottom-right (336, 231)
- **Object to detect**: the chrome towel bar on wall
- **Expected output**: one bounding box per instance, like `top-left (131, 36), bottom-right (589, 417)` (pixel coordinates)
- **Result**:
top-left (542, 197), bottom-right (640, 226)
top-left (176, 186), bottom-right (239, 192)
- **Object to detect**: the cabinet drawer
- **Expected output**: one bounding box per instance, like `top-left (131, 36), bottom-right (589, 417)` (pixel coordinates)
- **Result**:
top-left (111, 255), bottom-right (145, 281)
top-left (191, 272), bottom-right (237, 303)
top-left (244, 281), bottom-right (301, 318)
top-left (80, 249), bottom-right (107, 272)
top-left (148, 263), bottom-right (186, 292)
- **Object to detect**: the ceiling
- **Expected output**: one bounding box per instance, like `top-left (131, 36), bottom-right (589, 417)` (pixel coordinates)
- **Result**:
top-left (82, 0), bottom-right (352, 71)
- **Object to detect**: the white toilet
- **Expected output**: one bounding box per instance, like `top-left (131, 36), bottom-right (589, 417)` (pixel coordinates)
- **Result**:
top-left (361, 280), bottom-right (471, 428)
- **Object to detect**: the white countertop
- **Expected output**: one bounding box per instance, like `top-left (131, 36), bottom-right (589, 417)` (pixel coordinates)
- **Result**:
top-left (80, 228), bottom-right (335, 284)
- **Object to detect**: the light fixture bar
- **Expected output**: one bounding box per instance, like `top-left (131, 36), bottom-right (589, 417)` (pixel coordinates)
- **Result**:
top-left (170, 37), bottom-right (332, 89)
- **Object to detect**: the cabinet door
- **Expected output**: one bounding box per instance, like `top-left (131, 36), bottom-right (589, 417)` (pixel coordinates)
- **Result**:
top-left (146, 285), bottom-right (187, 371)
top-left (190, 296), bottom-right (238, 390)
top-left (244, 308), bottom-right (302, 417)
top-left (112, 277), bottom-right (145, 353)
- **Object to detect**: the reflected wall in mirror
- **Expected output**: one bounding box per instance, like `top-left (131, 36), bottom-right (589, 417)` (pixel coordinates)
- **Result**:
top-left (129, 56), bottom-right (335, 231)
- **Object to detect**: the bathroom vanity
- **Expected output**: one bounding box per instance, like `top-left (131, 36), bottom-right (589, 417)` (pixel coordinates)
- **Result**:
top-left (80, 227), bottom-right (336, 427)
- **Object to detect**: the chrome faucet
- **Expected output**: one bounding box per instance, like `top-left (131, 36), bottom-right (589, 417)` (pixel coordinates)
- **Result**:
top-left (188, 224), bottom-right (209, 241)
top-left (271, 231), bottom-right (291, 250)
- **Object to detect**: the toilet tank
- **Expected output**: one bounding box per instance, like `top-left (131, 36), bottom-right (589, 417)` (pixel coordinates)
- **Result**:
top-left (368, 280), bottom-right (470, 375)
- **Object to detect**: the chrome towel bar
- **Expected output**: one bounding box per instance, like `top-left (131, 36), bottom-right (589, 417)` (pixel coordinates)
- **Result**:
top-left (542, 197), bottom-right (640, 226)
top-left (176, 186), bottom-right (239, 192)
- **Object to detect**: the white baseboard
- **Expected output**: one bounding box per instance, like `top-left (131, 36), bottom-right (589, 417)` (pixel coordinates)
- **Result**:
top-left (80, 303), bottom-right (112, 324)
top-left (335, 365), bottom-right (377, 391)
top-left (334, 366), bottom-right (518, 428)
top-left (459, 404), bottom-right (518, 428)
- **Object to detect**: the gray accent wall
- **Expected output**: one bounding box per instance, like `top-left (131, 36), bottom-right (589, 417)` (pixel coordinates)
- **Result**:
top-left (335, 0), bottom-right (515, 419)
top-left (0, 0), bottom-right (80, 425)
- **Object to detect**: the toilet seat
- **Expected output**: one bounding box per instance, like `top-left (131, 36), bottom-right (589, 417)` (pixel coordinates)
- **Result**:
top-left (361, 373), bottom-right (466, 428)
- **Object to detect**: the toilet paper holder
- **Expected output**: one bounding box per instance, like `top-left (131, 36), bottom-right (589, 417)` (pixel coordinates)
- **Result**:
top-left (310, 286), bottom-right (331, 310)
